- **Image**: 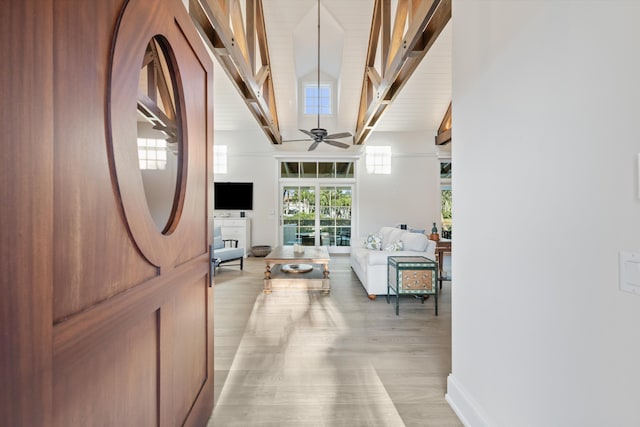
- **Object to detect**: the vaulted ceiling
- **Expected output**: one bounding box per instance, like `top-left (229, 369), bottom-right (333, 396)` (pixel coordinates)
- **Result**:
top-left (191, 0), bottom-right (452, 150)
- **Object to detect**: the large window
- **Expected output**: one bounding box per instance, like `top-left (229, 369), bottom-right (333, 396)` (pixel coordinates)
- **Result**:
top-left (304, 84), bottom-right (331, 115)
top-left (280, 160), bottom-right (354, 250)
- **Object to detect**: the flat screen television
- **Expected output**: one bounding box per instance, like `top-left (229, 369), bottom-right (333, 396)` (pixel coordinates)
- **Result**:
top-left (214, 182), bottom-right (253, 210)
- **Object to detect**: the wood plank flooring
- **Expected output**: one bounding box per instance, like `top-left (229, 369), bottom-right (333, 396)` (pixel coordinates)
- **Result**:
top-left (208, 254), bottom-right (461, 426)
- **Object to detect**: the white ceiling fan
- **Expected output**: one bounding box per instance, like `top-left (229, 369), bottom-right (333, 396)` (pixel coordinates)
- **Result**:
top-left (282, 0), bottom-right (352, 151)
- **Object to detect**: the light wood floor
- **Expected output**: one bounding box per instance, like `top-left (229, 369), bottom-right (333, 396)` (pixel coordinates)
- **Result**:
top-left (208, 254), bottom-right (462, 427)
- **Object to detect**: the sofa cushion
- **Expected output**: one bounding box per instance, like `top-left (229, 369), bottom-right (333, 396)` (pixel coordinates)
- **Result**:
top-left (214, 246), bottom-right (243, 262)
top-left (382, 227), bottom-right (404, 248)
top-left (363, 232), bottom-right (382, 250)
top-left (401, 231), bottom-right (429, 251)
top-left (383, 240), bottom-right (404, 251)
top-left (367, 250), bottom-right (393, 265)
top-left (378, 227), bottom-right (396, 247)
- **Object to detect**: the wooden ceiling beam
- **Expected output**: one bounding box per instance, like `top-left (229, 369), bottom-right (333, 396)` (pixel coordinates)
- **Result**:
top-left (355, 0), bottom-right (451, 145)
top-left (435, 101), bottom-right (452, 145)
top-left (246, 0), bottom-right (256, 72)
top-left (229, 0), bottom-right (249, 64)
top-left (386, 0), bottom-right (409, 73)
top-left (190, 0), bottom-right (281, 144)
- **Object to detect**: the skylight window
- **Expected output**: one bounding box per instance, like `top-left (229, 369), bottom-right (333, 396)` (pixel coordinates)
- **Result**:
top-left (365, 146), bottom-right (391, 174)
top-left (304, 84), bottom-right (331, 115)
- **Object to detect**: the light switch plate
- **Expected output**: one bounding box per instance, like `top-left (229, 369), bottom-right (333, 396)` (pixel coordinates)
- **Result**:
top-left (620, 251), bottom-right (640, 295)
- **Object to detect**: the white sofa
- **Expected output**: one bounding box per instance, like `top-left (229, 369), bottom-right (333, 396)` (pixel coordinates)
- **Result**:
top-left (350, 226), bottom-right (437, 298)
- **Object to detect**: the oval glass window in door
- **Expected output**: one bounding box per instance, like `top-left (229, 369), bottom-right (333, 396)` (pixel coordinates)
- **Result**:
top-left (136, 35), bottom-right (183, 234)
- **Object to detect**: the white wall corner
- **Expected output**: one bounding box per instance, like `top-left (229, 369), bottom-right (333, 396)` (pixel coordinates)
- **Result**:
top-left (446, 374), bottom-right (492, 427)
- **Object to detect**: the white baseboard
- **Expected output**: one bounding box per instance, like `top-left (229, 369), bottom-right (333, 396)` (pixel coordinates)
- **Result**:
top-left (445, 374), bottom-right (492, 427)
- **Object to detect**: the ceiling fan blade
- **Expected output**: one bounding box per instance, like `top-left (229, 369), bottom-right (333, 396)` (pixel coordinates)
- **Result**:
top-left (308, 141), bottom-right (321, 151)
top-left (324, 139), bottom-right (350, 149)
top-left (299, 129), bottom-right (315, 138)
top-left (282, 138), bottom-right (313, 142)
top-left (325, 132), bottom-right (352, 140)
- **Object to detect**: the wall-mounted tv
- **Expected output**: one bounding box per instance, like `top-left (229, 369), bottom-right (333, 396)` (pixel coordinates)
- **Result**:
top-left (214, 182), bottom-right (253, 210)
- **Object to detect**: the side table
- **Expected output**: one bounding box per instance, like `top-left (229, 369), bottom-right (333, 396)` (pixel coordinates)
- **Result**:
top-left (434, 239), bottom-right (451, 289)
top-left (387, 256), bottom-right (438, 316)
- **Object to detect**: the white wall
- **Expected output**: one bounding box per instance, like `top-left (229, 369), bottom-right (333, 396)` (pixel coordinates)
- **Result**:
top-left (448, 1), bottom-right (640, 426)
top-left (214, 130), bottom-right (279, 248)
top-left (355, 131), bottom-right (442, 237)
top-left (216, 128), bottom-right (444, 249)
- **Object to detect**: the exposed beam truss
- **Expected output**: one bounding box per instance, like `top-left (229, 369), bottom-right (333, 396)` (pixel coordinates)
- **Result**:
top-left (435, 101), bottom-right (451, 145)
top-left (190, 0), bottom-right (281, 144)
top-left (355, 0), bottom-right (451, 145)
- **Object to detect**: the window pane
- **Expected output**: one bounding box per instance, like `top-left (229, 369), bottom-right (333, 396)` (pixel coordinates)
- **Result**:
top-left (318, 162), bottom-right (335, 178)
top-left (365, 146), bottom-right (391, 174)
top-left (335, 162), bottom-right (354, 178)
top-left (281, 162), bottom-right (299, 178)
top-left (304, 84), bottom-right (331, 115)
top-left (214, 145), bottom-right (227, 174)
top-left (300, 162), bottom-right (317, 178)
top-left (440, 161), bottom-right (452, 179)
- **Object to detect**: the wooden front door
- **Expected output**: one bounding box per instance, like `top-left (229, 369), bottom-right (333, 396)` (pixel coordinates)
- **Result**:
top-left (1, 0), bottom-right (214, 425)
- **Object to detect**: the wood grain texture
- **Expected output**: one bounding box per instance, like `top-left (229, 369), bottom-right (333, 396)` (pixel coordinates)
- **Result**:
top-left (0, 0), bottom-right (54, 424)
top-left (53, 313), bottom-right (159, 427)
top-left (172, 278), bottom-right (209, 424)
top-left (50, 0), bottom-right (214, 425)
top-left (2, 0), bottom-right (213, 424)
top-left (53, 0), bottom-right (152, 322)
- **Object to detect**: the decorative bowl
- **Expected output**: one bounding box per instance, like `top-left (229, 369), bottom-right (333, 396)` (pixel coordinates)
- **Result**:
top-left (250, 245), bottom-right (272, 257)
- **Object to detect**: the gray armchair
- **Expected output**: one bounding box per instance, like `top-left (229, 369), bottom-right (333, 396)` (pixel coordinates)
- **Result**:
top-left (211, 225), bottom-right (243, 272)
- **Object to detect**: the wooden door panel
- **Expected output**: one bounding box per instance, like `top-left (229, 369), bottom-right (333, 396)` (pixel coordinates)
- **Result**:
top-left (53, 313), bottom-right (159, 427)
top-left (50, 0), bottom-right (214, 425)
top-left (172, 278), bottom-right (209, 424)
top-left (0, 0), bottom-right (54, 424)
top-left (53, 0), bottom-right (155, 322)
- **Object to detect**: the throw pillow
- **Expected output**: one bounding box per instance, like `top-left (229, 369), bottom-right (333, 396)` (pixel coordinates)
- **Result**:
top-left (402, 232), bottom-right (428, 251)
top-left (363, 232), bottom-right (383, 250)
top-left (409, 228), bottom-right (425, 234)
top-left (384, 240), bottom-right (404, 251)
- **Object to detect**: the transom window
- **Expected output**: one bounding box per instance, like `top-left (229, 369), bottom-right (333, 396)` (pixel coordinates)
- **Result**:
top-left (304, 84), bottom-right (331, 115)
top-left (280, 161), bottom-right (354, 179)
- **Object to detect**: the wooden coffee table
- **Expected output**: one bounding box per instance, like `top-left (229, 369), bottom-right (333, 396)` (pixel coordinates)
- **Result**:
top-left (263, 246), bottom-right (331, 294)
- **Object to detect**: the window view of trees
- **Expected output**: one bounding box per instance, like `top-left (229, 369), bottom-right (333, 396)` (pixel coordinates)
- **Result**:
top-left (282, 186), bottom-right (352, 246)
top-left (320, 186), bottom-right (351, 246)
top-left (282, 186), bottom-right (316, 245)
top-left (441, 189), bottom-right (452, 237)
top-left (440, 161), bottom-right (452, 238)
